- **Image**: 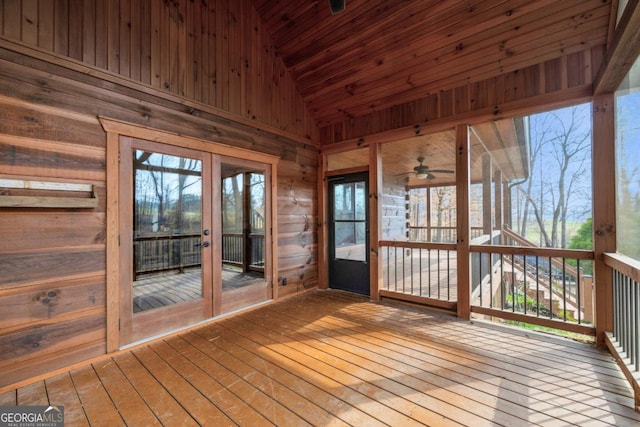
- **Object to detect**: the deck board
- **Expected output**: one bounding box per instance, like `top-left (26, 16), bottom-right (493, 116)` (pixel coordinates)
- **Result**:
top-left (3, 290), bottom-right (640, 426)
top-left (44, 373), bottom-right (89, 427)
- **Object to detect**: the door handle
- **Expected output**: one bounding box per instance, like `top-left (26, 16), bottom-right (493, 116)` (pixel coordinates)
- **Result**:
top-left (202, 241), bottom-right (211, 248)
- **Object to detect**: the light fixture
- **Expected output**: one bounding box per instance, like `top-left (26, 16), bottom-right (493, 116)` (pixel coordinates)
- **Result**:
top-left (329, 0), bottom-right (345, 14)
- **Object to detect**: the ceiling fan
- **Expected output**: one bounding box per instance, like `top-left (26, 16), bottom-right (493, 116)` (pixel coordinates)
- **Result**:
top-left (397, 156), bottom-right (455, 180)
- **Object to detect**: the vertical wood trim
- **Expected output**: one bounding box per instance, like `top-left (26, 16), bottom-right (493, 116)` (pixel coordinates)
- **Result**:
top-left (592, 93), bottom-right (616, 346)
top-left (270, 162), bottom-right (278, 300)
top-left (94, 0), bottom-right (107, 69)
top-left (150, 0), bottom-right (160, 88)
top-left (185, 0), bottom-right (194, 99)
top-left (494, 170), bottom-right (503, 244)
top-left (107, 0), bottom-right (119, 73)
top-left (139, 0), bottom-right (151, 85)
top-left (317, 153), bottom-right (328, 289)
top-left (201, 153), bottom-right (213, 319)
top-left (105, 129), bottom-right (120, 353)
top-left (369, 142), bottom-right (382, 301)
top-left (54, 0), bottom-right (69, 56)
top-left (211, 154), bottom-right (222, 315)
top-left (21, 0), bottom-right (38, 45)
top-left (4, 0), bottom-right (22, 39)
top-left (68, 0), bottom-right (82, 60)
top-left (82, 0), bottom-right (96, 65)
top-left (118, 0), bottom-right (130, 78)
top-left (456, 124), bottom-right (471, 319)
top-left (130, 0), bottom-right (141, 82)
top-left (482, 154), bottom-right (493, 236)
top-left (37, 0), bottom-right (54, 50)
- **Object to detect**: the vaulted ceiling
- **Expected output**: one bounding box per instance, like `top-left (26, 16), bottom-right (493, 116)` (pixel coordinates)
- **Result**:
top-left (252, 0), bottom-right (613, 127)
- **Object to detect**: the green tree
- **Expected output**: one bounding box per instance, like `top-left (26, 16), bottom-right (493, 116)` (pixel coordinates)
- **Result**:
top-left (567, 217), bottom-right (593, 275)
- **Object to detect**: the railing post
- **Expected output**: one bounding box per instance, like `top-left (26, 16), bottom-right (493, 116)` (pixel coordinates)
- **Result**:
top-left (592, 93), bottom-right (616, 346)
top-left (456, 124), bottom-right (471, 319)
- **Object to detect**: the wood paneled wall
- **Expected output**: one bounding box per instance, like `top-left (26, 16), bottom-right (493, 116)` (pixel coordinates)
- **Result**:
top-left (0, 0), bottom-right (317, 141)
top-left (0, 38), bottom-right (318, 389)
top-left (320, 47), bottom-right (604, 145)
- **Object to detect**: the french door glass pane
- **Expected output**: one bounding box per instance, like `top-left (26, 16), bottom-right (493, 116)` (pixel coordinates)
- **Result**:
top-left (333, 181), bottom-right (367, 261)
top-left (132, 150), bottom-right (203, 313)
top-left (221, 164), bottom-right (266, 294)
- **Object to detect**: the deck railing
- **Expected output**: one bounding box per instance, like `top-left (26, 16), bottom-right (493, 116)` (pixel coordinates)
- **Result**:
top-left (379, 240), bottom-right (457, 310)
top-left (222, 233), bottom-right (265, 271)
top-left (605, 253), bottom-right (640, 372)
top-left (133, 232), bottom-right (265, 277)
top-left (134, 234), bottom-right (202, 277)
top-left (408, 226), bottom-right (483, 243)
top-left (470, 243), bottom-right (595, 334)
top-left (603, 252), bottom-right (640, 409)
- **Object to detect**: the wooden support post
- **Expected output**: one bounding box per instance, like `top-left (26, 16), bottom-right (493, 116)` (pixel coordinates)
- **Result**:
top-left (494, 169), bottom-right (503, 244)
top-left (105, 130), bottom-right (120, 353)
top-left (369, 142), bottom-right (383, 301)
top-left (243, 172), bottom-right (251, 273)
top-left (592, 93), bottom-right (616, 346)
top-left (318, 153), bottom-right (329, 289)
top-left (456, 124), bottom-right (471, 319)
top-left (503, 183), bottom-right (511, 230)
top-left (482, 154), bottom-right (493, 238)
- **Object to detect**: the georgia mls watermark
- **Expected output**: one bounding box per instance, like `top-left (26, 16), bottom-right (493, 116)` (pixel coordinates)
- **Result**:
top-left (0, 406), bottom-right (64, 427)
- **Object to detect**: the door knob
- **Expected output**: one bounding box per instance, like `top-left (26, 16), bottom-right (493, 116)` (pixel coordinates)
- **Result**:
top-left (203, 229), bottom-right (210, 236)
top-left (202, 241), bottom-right (211, 248)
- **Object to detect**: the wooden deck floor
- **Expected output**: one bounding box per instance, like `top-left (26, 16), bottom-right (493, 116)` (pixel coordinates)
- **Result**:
top-left (2, 290), bottom-right (639, 426)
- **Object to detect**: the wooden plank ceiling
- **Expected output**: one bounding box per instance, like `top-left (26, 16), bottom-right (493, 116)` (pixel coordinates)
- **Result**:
top-left (252, 0), bottom-right (612, 127)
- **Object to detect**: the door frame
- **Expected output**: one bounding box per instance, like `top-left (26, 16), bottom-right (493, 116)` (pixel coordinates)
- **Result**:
top-left (102, 118), bottom-right (279, 352)
top-left (327, 171), bottom-right (371, 295)
top-left (118, 136), bottom-right (214, 346)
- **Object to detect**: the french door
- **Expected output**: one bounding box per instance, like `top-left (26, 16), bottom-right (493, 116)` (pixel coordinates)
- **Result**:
top-left (118, 137), bottom-right (272, 346)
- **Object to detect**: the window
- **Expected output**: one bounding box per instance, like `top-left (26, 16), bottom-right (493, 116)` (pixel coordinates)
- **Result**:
top-left (615, 54), bottom-right (640, 261)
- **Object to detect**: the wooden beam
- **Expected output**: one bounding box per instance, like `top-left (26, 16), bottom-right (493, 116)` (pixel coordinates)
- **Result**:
top-left (592, 93), bottom-right (616, 346)
top-left (456, 124), bottom-right (471, 320)
top-left (482, 155), bottom-right (493, 236)
top-left (317, 153), bottom-right (328, 290)
top-left (369, 143), bottom-right (382, 301)
top-left (594, 0), bottom-right (640, 94)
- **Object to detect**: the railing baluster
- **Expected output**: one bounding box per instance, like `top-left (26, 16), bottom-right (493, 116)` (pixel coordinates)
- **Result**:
top-left (500, 254), bottom-right (504, 310)
top-left (562, 258), bottom-right (567, 322)
top-left (419, 247), bottom-right (423, 296)
top-left (511, 254), bottom-right (516, 313)
top-left (576, 259), bottom-right (582, 324)
top-left (635, 277), bottom-right (640, 372)
top-left (410, 247), bottom-right (414, 295)
top-left (447, 250), bottom-right (451, 301)
top-left (437, 250), bottom-right (441, 300)
top-left (428, 248), bottom-right (432, 298)
top-left (535, 256), bottom-right (540, 317)
top-left (547, 257), bottom-right (553, 319)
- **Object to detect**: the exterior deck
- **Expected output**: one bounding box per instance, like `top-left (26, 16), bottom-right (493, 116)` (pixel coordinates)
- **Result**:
top-left (1, 290), bottom-right (638, 426)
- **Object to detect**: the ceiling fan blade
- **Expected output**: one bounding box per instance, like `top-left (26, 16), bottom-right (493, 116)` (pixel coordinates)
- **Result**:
top-left (394, 171), bottom-right (414, 176)
top-left (429, 169), bottom-right (454, 174)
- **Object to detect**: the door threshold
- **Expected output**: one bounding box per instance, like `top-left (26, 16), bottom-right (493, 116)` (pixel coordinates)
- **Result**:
top-left (120, 299), bottom-right (274, 350)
